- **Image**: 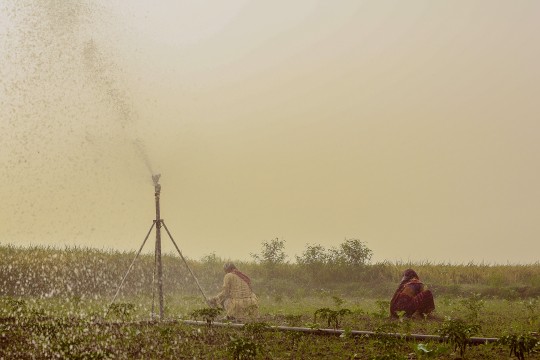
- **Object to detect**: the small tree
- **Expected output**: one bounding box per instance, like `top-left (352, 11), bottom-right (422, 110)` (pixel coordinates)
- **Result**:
top-left (295, 244), bottom-right (330, 281)
top-left (251, 237), bottom-right (287, 265)
top-left (251, 238), bottom-right (287, 275)
top-left (295, 244), bottom-right (329, 265)
top-left (296, 239), bottom-right (373, 282)
top-left (331, 238), bottom-right (372, 267)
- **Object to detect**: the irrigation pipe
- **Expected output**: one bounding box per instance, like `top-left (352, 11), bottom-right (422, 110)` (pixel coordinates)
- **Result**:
top-left (178, 320), bottom-right (500, 345)
top-left (22, 318), bottom-right (498, 345)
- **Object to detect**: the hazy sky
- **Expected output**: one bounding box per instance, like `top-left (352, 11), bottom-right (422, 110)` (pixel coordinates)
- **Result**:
top-left (1, 0), bottom-right (539, 264)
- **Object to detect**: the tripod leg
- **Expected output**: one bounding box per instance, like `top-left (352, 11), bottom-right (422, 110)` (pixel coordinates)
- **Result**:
top-left (106, 221), bottom-right (156, 318)
top-left (151, 241), bottom-right (157, 320)
top-left (161, 221), bottom-right (209, 303)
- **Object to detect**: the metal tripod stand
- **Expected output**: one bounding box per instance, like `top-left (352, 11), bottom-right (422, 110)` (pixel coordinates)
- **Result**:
top-left (106, 174), bottom-right (208, 320)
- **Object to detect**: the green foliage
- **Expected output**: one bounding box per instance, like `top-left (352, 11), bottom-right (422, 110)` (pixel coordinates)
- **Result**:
top-left (250, 238), bottom-right (287, 265)
top-left (437, 317), bottom-right (480, 358)
top-left (295, 239), bottom-right (372, 283)
top-left (340, 326), bottom-right (353, 339)
top-left (295, 244), bottom-right (328, 265)
top-left (1, 296), bottom-right (540, 359)
top-left (373, 322), bottom-right (403, 350)
top-left (522, 298), bottom-right (539, 326)
top-left (199, 252), bottom-right (221, 264)
top-left (313, 307), bottom-right (352, 330)
top-left (2, 239), bottom-right (540, 359)
top-left (286, 331), bottom-right (304, 349)
top-left (0, 297), bottom-right (27, 317)
top-left (189, 307), bottom-right (222, 325)
top-left (459, 293), bottom-right (485, 322)
top-left (332, 295), bottom-right (345, 308)
top-left (294, 244), bottom-right (330, 280)
top-left (498, 332), bottom-right (539, 360)
top-left (394, 311), bottom-right (413, 336)
top-left (332, 238), bottom-right (373, 267)
top-left (107, 302), bottom-right (134, 322)
top-left (283, 314), bottom-right (303, 327)
top-left (0, 297), bottom-right (48, 320)
top-left (373, 300), bottom-right (391, 319)
top-left (243, 321), bottom-right (271, 340)
top-left (2, 243), bottom-right (540, 301)
top-left (227, 336), bottom-right (258, 360)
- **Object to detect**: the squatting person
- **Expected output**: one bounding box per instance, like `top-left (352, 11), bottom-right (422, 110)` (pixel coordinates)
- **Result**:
top-left (390, 268), bottom-right (435, 318)
top-left (208, 262), bottom-right (259, 321)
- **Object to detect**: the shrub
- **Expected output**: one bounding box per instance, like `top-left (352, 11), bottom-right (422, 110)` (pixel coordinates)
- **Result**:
top-left (498, 332), bottom-right (539, 360)
top-left (227, 336), bottom-right (258, 360)
top-left (250, 238), bottom-right (287, 265)
top-left (313, 307), bottom-right (352, 330)
top-left (331, 238), bottom-right (372, 267)
top-left (437, 317), bottom-right (480, 358)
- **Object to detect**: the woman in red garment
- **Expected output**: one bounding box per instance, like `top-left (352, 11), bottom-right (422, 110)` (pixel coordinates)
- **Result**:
top-left (390, 269), bottom-right (435, 318)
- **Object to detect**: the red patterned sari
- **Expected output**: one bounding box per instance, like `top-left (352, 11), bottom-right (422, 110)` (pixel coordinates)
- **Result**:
top-left (390, 270), bottom-right (435, 318)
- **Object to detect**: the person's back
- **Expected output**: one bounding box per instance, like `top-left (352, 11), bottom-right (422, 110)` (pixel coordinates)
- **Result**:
top-left (390, 269), bottom-right (435, 318)
top-left (222, 272), bottom-right (253, 299)
top-left (219, 272), bottom-right (258, 319)
top-left (210, 263), bottom-right (258, 321)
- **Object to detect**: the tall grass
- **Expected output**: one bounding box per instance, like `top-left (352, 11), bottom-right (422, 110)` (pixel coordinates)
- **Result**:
top-left (1, 243), bottom-right (539, 300)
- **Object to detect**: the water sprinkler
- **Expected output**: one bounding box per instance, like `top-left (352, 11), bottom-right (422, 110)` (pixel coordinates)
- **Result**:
top-left (153, 173), bottom-right (164, 320)
top-left (152, 174), bottom-right (161, 193)
top-left (107, 173), bottom-right (208, 321)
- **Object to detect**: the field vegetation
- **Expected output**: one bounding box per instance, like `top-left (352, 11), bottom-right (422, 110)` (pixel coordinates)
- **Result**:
top-left (1, 239), bottom-right (539, 359)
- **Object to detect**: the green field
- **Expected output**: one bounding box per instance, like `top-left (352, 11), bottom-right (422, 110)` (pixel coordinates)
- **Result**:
top-left (1, 243), bottom-right (539, 359)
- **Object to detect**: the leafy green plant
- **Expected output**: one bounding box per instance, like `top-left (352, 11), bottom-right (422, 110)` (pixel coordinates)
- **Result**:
top-left (522, 298), bottom-right (539, 326)
top-left (243, 321), bottom-right (271, 340)
top-left (313, 307), bottom-right (352, 330)
top-left (286, 331), bottom-right (304, 349)
top-left (227, 336), bottom-right (258, 360)
top-left (373, 322), bottom-right (403, 350)
top-left (498, 332), bottom-right (539, 360)
top-left (107, 303), bottom-right (135, 322)
top-left (373, 300), bottom-right (390, 319)
top-left (189, 307), bottom-right (222, 326)
top-left (0, 297), bottom-right (45, 319)
top-left (369, 324), bottom-right (408, 360)
top-left (395, 311), bottom-right (413, 336)
top-left (283, 314), bottom-right (303, 327)
top-left (437, 317), bottom-right (480, 358)
top-left (395, 310), bottom-right (406, 320)
top-left (460, 293), bottom-right (485, 322)
top-left (0, 298), bottom-right (27, 317)
top-left (25, 307), bottom-right (46, 319)
top-left (304, 321), bottom-right (320, 329)
top-left (332, 295), bottom-right (344, 308)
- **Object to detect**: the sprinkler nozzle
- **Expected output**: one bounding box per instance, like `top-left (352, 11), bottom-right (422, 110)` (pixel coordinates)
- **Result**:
top-left (152, 174), bottom-right (161, 194)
